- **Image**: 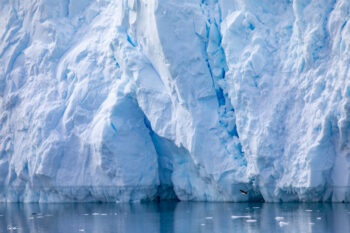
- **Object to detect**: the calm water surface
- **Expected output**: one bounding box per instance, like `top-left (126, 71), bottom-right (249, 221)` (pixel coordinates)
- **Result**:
top-left (0, 202), bottom-right (349, 233)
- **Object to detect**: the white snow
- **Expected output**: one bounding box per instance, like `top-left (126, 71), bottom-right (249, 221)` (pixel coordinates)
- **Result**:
top-left (0, 0), bottom-right (349, 202)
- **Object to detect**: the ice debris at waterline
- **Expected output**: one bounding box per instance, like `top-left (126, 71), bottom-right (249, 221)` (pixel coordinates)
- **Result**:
top-left (0, 0), bottom-right (349, 203)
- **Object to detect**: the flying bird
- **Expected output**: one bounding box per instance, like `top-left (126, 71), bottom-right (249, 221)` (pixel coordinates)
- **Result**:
top-left (240, 189), bottom-right (248, 195)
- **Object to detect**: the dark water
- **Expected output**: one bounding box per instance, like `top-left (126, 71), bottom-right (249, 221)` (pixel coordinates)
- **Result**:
top-left (0, 202), bottom-right (350, 233)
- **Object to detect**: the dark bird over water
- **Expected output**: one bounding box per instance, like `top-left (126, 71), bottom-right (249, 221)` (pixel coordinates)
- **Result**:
top-left (240, 190), bottom-right (248, 195)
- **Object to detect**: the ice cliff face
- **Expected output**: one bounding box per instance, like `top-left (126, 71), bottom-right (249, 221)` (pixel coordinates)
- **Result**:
top-left (0, 0), bottom-right (349, 202)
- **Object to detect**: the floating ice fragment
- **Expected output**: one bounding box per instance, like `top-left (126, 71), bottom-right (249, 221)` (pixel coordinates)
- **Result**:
top-left (305, 210), bottom-right (313, 212)
top-left (205, 216), bottom-right (213, 220)
top-left (231, 215), bottom-right (251, 219)
top-left (101, 213), bottom-right (107, 216)
top-left (279, 221), bottom-right (289, 227)
top-left (246, 219), bottom-right (257, 223)
top-left (316, 217), bottom-right (321, 220)
top-left (275, 217), bottom-right (284, 221)
top-left (92, 213), bottom-right (99, 216)
top-left (79, 229), bottom-right (85, 232)
top-left (201, 224), bottom-right (205, 226)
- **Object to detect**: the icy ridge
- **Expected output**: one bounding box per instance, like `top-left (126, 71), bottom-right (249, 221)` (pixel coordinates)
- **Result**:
top-left (0, 0), bottom-right (349, 202)
top-left (221, 0), bottom-right (350, 201)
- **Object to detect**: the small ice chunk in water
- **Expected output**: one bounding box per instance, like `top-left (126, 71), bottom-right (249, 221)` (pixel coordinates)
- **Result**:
top-left (205, 216), bottom-right (213, 220)
top-left (275, 217), bottom-right (284, 221)
top-left (92, 213), bottom-right (99, 216)
top-left (279, 221), bottom-right (289, 227)
top-left (79, 229), bottom-right (85, 232)
top-left (305, 210), bottom-right (313, 212)
top-left (201, 224), bottom-right (205, 226)
top-left (317, 217), bottom-right (322, 220)
top-left (252, 207), bottom-right (260, 209)
top-left (246, 219), bottom-right (257, 223)
top-left (231, 215), bottom-right (251, 219)
top-left (101, 213), bottom-right (107, 216)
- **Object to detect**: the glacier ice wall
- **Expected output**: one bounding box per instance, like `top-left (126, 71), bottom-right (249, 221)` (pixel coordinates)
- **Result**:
top-left (0, 0), bottom-right (349, 202)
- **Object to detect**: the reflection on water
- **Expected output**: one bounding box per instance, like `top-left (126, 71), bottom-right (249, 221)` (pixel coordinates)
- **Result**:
top-left (0, 202), bottom-right (349, 233)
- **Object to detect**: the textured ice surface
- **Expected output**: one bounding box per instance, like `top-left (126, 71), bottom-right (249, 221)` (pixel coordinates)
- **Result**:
top-left (0, 0), bottom-right (349, 202)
